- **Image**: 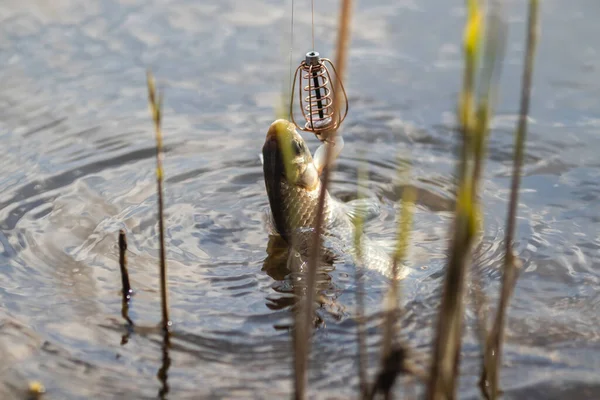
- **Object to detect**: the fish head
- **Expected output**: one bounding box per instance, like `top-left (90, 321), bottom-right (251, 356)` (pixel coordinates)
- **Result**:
top-left (262, 119), bottom-right (320, 241)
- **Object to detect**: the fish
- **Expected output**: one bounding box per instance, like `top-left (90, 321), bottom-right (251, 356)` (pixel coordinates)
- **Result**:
top-left (261, 119), bottom-right (405, 279)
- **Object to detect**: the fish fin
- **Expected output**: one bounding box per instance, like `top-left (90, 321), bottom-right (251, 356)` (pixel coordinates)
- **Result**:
top-left (298, 163), bottom-right (319, 190)
top-left (288, 227), bottom-right (338, 265)
top-left (313, 136), bottom-right (344, 174)
top-left (286, 248), bottom-right (307, 273)
top-left (343, 198), bottom-right (381, 223)
top-left (263, 209), bottom-right (279, 235)
top-left (258, 153), bottom-right (264, 165)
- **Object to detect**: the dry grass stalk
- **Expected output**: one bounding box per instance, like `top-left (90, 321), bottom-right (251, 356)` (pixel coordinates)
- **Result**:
top-left (146, 70), bottom-right (172, 399)
top-left (146, 71), bottom-right (170, 333)
top-left (480, 1), bottom-right (539, 398)
top-left (293, 0), bottom-right (354, 398)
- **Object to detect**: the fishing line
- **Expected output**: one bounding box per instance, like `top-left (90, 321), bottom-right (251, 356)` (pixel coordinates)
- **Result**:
top-left (288, 0), bottom-right (348, 140)
top-left (288, 0), bottom-right (295, 118)
top-left (311, 0), bottom-right (315, 50)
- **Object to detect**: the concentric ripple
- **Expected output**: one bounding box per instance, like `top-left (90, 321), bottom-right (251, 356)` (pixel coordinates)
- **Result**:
top-left (0, 0), bottom-right (599, 398)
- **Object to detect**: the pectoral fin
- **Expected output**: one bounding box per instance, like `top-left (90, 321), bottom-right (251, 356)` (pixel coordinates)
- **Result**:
top-left (343, 198), bottom-right (381, 224)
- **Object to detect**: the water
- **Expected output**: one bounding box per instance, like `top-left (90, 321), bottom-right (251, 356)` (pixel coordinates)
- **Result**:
top-left (0, 0), bottom-right (599, 398)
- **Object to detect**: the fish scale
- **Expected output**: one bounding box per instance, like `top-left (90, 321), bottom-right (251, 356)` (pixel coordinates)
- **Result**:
top-left (263, 127), bottom-right (401, 279)
top-left (279, 178), bottom-right (399, 279)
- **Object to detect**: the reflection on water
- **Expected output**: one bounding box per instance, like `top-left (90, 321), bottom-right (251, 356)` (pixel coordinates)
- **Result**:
top-left (1, 0), bottom-right (600, 398)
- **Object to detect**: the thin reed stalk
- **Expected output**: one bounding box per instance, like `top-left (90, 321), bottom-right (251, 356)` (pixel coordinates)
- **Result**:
top-left (370, 177), bottom-right (416, 399)
top-left (426, 205), bottom-right (474, 400)
top-left (146, 71), bottom-right (170, 333)
top-left (481, 1), bottom-right (539, 398)
top-left (470, 247), bottom-right (490, 366)
top-left (119, 229), bottom-right (133, 326)
top-left (147, 71), bottom-right (172, 399)
top-left (426, 2), bottom-right (484, 397)
top-left (427, 1), bottom-right (506, 398)
top-left (294, 1), bottom-right (354, 398)
top-left (292, 278), bottom-right (308, 400)
top-left (470, 2), bottom-right (507, 201)
top-left (469, 0), bottom-right (508, 365)
top-left (352, 161), bottom-right (369, 398)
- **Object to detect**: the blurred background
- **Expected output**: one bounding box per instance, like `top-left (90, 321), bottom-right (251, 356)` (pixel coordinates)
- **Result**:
top-left (0, 0), bottom-right (599, 398)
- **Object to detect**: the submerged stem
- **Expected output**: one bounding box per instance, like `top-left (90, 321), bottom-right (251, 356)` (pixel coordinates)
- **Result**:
top-left (118, 230), bottom-right (133, 327)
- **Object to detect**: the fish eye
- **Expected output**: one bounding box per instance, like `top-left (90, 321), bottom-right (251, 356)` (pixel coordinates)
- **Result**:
top-left (291, 140), bottom-right (303, 156)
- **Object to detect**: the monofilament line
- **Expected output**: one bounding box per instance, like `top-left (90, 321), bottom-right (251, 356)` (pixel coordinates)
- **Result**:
top-left (289, 0), bottom-right (295, 118)
top-left (311, 0), bottom-right (315, 50)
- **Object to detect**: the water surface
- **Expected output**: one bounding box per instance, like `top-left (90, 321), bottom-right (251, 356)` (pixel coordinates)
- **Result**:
top-left (1, 0), bottom-right (599, 398)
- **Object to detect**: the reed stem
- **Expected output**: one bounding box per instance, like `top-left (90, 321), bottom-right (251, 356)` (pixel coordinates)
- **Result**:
top-left (427, 2), bottom-right (506, 398)
top-left (353, 161), bottom-right (369, 398)
top-left (118, 229), bottom-right (133, 326)
top-left (146, 71), bottom-right (170, 333)
top-left (294, 1), bottom-right (353, 398)
top-left (371, 180), bottom-right (415, 398)
top-left (481, 1), bottom-right (539, 398)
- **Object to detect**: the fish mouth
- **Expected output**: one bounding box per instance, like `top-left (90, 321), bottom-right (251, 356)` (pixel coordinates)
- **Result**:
top-left (262, 133), bottom-right (289, 242)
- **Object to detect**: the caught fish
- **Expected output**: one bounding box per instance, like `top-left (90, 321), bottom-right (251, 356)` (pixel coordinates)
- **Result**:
top-left (262, 119), bottom-right (406, 279)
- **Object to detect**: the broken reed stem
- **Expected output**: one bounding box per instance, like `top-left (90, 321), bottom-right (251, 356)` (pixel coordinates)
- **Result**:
top-left (119, 230), bottom-right (132, 296)
top-left (294, 1), bottom-right (353, 399)
top-left (158, 328), bottom-right (171, 399)
top-left (482, 1), bottom-right (539, 398)
top-left (119, 229), bottom-right (133, 326)
top-left (146, 71), bottom-right (170, 333)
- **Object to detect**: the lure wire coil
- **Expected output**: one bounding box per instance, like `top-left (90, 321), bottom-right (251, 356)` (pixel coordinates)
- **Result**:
top-left (290, 51), bottom-right (349, 142)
